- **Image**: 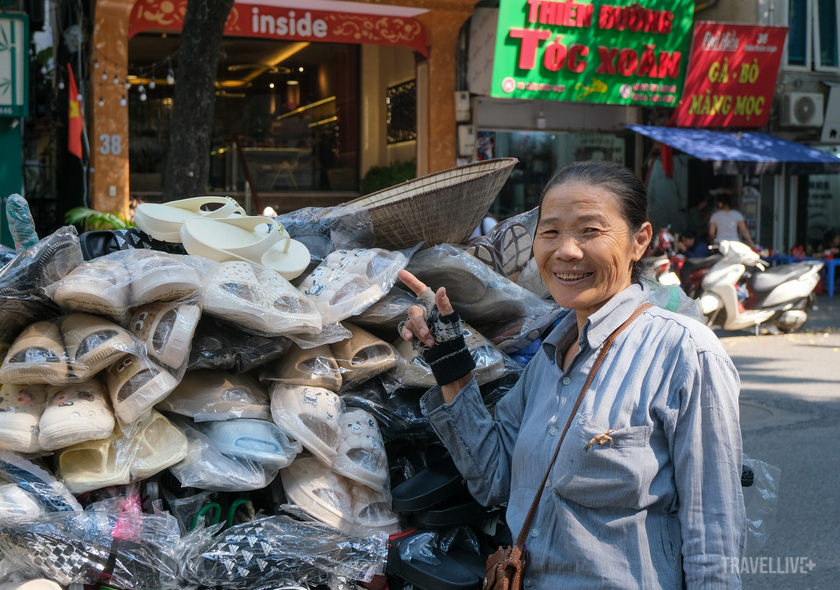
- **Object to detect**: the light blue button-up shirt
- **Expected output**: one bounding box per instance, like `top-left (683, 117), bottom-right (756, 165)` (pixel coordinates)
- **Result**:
top-left (421, 283), bottom-right (745, 589)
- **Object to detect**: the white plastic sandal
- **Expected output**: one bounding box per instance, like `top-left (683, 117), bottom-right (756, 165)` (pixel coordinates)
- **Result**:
top-left (134, 196), bottom-right (246, 242)
top-left (156, 370), bottom-right (270, 421)
top-left (61, 313), bottom-right (138, 381)
top-left (0, 321), bottom-right (70, 385)
top-left (126, 250), bottom-right (202, 306)
top-left (332, 408), bottom-right (388, 488)
top-left (50, 256), bottom-right (132, 323)
top-left (270, 383), bottom-right (344, 464)
top-left (181, 215), bottom-right (310, 280)
top-left (128, 301), bottom-right (201, 369)
top-left (0, 383), bottom-right (47, 453)
top-left (280, 455), bottom-right (354, 530)
top-left (104, 354), bottom-right (178, 425)
top-left (39, 379), bottom-right (115, 451)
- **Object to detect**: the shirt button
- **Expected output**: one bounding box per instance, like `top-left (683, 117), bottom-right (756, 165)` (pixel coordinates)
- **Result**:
top-left (524, 579), bottom-right (533, 587)
top-left (562, 376), bottom-right (571, 385)
top-left (549, 426), bottom-right (559, 436)
top-left (531, 529), bottom-right (538, 537)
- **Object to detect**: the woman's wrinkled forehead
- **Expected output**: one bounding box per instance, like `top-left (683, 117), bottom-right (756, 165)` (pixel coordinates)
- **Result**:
top-left (539, 179), bottom-right (625, 221)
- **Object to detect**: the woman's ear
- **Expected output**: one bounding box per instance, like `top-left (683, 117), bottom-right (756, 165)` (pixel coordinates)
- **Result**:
top-left (632, 222), bottom-right (653, 261)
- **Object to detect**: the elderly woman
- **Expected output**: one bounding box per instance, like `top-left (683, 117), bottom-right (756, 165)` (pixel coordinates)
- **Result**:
top-left (398, 160), bottom-right (745, 588)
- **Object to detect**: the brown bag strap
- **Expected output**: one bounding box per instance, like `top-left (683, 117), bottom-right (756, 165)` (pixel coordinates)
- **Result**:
top-left (515, 302), bottom-right (651, 546)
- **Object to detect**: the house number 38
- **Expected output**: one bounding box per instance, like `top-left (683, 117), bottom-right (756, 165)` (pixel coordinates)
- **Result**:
top-left (98, 134), bottom-right (123, 155)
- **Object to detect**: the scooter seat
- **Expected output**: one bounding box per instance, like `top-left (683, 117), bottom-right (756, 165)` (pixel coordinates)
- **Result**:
top-left (749, 261), bottom-right (819, 293)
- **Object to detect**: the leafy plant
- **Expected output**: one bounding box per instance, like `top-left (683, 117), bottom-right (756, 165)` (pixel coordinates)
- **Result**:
top-left (360, 160), bottom-right (417, 195)
top-left (65, 207), bottom-right (135, 230)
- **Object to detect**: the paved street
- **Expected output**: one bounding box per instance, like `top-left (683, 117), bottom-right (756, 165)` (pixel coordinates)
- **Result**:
top-left (715, 295), bottom-right (840, 589)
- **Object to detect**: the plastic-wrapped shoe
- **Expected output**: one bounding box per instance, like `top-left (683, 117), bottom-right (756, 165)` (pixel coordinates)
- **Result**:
top-left (50, 255), bottom-right (132, 323)
top-left (128, 301), bottom-right (201, 369)
top-left (198, 418), bottom-right (301, 468)
top-left (0, 321), bottom-right (69, 385)
top-left (38, 379), bottom-right (115, 451)
top-left (269, 384), bottom-right (344, 463)
top-left (60, 313), bottom-right (138, 381)
top-left (262, 343), bottom-right (342, 391)
top-left (156, 370), bottom-right (270, 421)
top-left (104, 354), bottom-right (178, 425)
top-left (332, 408), bottom-right (388, 488)
top-left (0, 383), bottom-right (47, 453)
top-left (329, 322), bottom-right (396, 384)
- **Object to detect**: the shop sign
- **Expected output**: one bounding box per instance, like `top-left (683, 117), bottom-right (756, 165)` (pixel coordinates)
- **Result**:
top-left (129, 0), bottom-right (428, 57)
top-left (0, 14), bottom-right (28, 118)
top-left (675, 22), bottom-right (787, 127)
top-left (490, 0), bottom-right (695, 105)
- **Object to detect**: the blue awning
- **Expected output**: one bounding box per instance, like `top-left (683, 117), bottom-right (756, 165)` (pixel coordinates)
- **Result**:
top-left (626, 124), bottom-right (840, 175)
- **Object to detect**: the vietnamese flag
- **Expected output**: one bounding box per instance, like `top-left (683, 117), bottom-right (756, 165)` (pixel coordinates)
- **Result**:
top-left (67, 64), bottom-right (83, 159)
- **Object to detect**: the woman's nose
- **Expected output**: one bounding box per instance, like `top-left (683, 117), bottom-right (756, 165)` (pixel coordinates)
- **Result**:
top-left (553, 236), bottom-right (583, 259)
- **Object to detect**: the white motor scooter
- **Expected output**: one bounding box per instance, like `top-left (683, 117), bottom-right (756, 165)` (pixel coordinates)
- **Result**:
top-left (697, 240), bottom-right (824, 333)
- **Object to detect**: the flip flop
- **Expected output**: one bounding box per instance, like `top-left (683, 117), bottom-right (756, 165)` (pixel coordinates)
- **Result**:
top-left (181, 215), bottom-right (310, 280)
top-left (134, 196), bottom-right (247, 242)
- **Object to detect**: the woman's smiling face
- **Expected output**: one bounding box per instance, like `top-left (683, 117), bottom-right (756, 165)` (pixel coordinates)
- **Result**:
top-left (534, 180), bottom-right (651, 320)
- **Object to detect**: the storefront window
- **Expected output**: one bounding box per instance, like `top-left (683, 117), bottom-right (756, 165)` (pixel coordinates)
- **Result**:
top-left (476, 130), bottom-right (625, 216)
top-left (128, 35), bottom-right (359, 195)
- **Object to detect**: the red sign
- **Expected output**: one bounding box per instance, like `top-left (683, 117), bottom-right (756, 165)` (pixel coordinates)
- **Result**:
top-left (128, 0), bottom-right (428, 57)
top-left (675, 22), bottom-right (787, 127)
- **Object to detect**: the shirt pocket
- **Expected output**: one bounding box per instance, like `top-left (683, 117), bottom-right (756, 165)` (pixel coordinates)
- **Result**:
top-left (550, 414), bottom-right (658, 510)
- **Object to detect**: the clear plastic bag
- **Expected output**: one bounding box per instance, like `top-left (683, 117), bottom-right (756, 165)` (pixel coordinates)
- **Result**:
top-left (404, 243), bottom-right (554, 327)
top-left (179, 511), bottom-right (388, 589)
top-left (644, 279), bottom-right (706, 323)
top-left (0, 225), bottom-right (84, 347)
top-left (187, 315), bottom-right (293, 373)
top-left (743, 454), bottom-right (781, 556)
top-left (297, 246), bottom-right (416, 325)
top-left (0, 509), bottom-right (181, 589)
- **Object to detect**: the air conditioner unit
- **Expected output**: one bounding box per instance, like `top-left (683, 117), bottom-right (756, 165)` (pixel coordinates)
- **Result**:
top-left (782, 92), bottom-right (825, 127)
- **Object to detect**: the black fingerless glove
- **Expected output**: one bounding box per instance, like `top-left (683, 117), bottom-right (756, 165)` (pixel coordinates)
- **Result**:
top-left (399, 287), bottom-right (476, 386)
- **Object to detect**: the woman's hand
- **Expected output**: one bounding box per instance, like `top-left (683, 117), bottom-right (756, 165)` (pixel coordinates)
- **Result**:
top-left (397, 269), bottom-right (475, 395)
top-left (397, 269), bottom-right (455, 347)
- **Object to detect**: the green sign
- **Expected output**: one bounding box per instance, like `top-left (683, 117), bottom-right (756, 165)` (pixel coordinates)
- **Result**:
top-left (491, 0), bottom-right (695, 105)
top-left (0, 13), bottom-right (29, 118)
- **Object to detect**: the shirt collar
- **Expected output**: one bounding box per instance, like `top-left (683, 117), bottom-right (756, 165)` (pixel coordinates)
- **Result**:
top-left (543, 283), bottom-right (649, 357)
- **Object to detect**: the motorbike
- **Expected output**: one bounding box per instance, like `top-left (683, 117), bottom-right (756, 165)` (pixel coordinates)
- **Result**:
top-left (643, 227), bottom-right (681, 286)
top-left (680, 240), bottom-right (824, 333)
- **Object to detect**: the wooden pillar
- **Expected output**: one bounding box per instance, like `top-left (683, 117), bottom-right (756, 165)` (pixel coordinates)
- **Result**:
top-left (416, 8), bottom-right (473, 174)
top-left (90, 0), bottom-right (132, 217)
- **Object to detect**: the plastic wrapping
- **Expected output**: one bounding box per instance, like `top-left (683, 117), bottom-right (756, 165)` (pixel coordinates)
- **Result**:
top-left (46, 249), bottom-right (208, 325)
top-left (742, 454), bottom-right (781, 556)
top-left (0, 451), bottom-right (82, 512)
top-left (261, 342), bottom-right (344, 391)
top-left (463, 207), bottom-right (538, 280)
top-left (179, 511), bottom-right (388, 589)
top-left (0, 483), bottom-right (46, 525)
top-left (404, 243), bottom-right (555, 327)
top-left (201, 259), bottom-right (324, 338)
top-left (0, 383), bottom-right (47, 454)
top-left (0, 226), bottom-right (84, 347)
top-left (0, 313), bottom-right (146, 387)
top-left (350, 286), bottom-right (418, 337)
top-left (330, 322), bottom-right (398, 384)
top-left (400, 530), bottom-right (440, 565)
top-left (187, 315), bottom-right (293, 373)
top-left (167, 414), bottom-right (280, 491)
top-left (298, 247), bottom-right (415, 325)
top-left (474, 305), bottom-right (566, 355)
top-left (389, 322), bottom-right (510, 388)
top-left (194, 417), bottom-right (301, 468)
top-left (127, 299), bottom-right (201, 374)
top-left (280, 455), bottom-right (398, 534)
top-left (6, 194), bottom-right (39, 251)
top-left (157, 370), bottom-right (271, 422)
top-left (644, 279), bottom-right (706, 323)
top-left (55, 409), bottom-right (188, 495)
top-left (0, 509), bottom-right (180, 588)
top-left (340, 379), bottom-right (434, 442)
top-left (515, 256), bottom-right (551, 300)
